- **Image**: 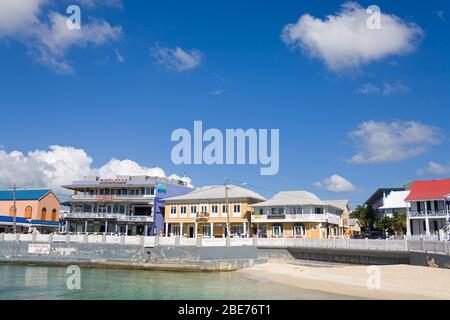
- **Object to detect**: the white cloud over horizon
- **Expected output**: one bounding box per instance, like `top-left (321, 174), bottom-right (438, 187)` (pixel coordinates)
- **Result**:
top-left (347, 121), bottom-right (442, 164)
top-left (150, 44), bottom-right (203, 72)
top-left (281, 1), bottom-right (423, 71)
top-left (417, 161), bottom-right (450, 176)
top-left (0, 145), bottom-right (192, 195)
top-left (0, 0), bottom-right (122, 74)
top-left (314, 175), bottom-right (356, 193)
top-left (357, 82), bottom-right (410, 96)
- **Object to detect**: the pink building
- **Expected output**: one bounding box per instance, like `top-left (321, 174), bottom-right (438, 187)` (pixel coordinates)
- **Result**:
top-left (0, 189), bottom-right (60, 234)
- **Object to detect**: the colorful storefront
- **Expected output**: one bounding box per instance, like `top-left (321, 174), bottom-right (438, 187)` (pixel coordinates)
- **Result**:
top-left (251, 191), bottom-right (346, 239)
top-left (0, 189), bottom-right (60, 233)
top-left (164, 185), bottom-right (266, 238)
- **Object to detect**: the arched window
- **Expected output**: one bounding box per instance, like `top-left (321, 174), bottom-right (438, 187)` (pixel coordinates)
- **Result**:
top-left (9, 206), bottom-right (15, 217)
top-left (25, 206), bottom-right (32, 219)
top-left (41, 208), bottom-right (47, 220)
top-left (51, 209), bottom-right (58, 221)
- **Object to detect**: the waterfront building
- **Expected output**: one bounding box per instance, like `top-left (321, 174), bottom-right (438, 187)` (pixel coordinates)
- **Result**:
top-left (0, 189), bottom-right (60, 233)
top-left (348, 219), bottom-right (362, 237)
top-left (164, 185), bottom-right (266, 238)
top-left (62, 175), bottom-right (192, 236)
top-left (251, 191), bottom-right (347, 239)
top-left (405, 179), bottom-right (450, 238)
top-left (364, 187), bottom-right (408, 219)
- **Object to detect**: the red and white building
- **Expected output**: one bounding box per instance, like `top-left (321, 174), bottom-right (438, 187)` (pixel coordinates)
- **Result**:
top-left (405, 179), bottom-right (450, 238)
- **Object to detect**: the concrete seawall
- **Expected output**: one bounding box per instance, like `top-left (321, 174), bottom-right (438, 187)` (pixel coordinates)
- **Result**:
top-left (0, 241), bottom-right (444, 271)
top-left (0, 242), bottom-right (267, 271)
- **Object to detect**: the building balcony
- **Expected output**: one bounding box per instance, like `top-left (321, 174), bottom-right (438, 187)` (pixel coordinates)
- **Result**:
top-left (69, 194), bottom-right (155, 202)
top-left (252, 213), bottom-right (341, 225)
top-left (66, 212), bottom-right (153, 222)
top-left (409, 210), bottom-right (448, 218)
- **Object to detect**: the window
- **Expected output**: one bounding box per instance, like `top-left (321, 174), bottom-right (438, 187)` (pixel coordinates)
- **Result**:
top-left (170, 206), bottom-right (177, 215)
top-left (222, 205), bottom-right (228, 213)
top-left (180, 206), bottom-right (187, 214)
top-left (119, 205), bottom-right (126, 214)
top-left (24, 206), bottom-right (32, 219)
top-left (201, 204), bottom-right (208, 212)
top-left (202, 225), bottom-right (211, 237)
top-left (9, 206), bottom-right (15, 217)
top-left (233, 204), bottom-right (241, 214)
top-left (41, 208), bottom-right (47, 220)
top-left (294, 225), bottom-right (305, 236)
top-left (296, 207), bottom-right (303, 214)
top-left (315, 207), bottom-right (323, 214)
top-left (259, 208), bottom-right (264, 215)
top-left (190, 206), bottom-right (197, 214)
top-left (272, 225), bottom-right (283, 236)
top-left (231, 225), bottom-right (244, 237)
top-left (211, 205), bottom-right (218, 214)
top-left (51, 209), bottom-right (58, 221)
top-left (171, 225), bottom-right (180, 236)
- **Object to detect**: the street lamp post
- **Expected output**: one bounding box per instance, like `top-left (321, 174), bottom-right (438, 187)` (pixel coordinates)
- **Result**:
top-left (224, 177), bottom-right (230, 246)
top-left (13, 184), bottom-right (17, 234)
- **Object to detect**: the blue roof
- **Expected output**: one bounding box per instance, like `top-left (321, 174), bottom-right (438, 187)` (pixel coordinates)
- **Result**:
top-left (0, 189), bottom-right (52, 201)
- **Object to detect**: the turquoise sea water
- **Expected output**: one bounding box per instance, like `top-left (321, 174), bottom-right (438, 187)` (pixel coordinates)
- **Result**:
top-left (0, 264), bottom-right (353, 300)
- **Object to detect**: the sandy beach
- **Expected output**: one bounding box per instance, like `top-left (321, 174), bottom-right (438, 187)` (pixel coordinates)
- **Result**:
top-left (239, 262), bottom-right (450, 300)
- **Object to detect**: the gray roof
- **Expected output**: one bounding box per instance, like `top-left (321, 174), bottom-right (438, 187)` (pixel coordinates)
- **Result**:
top-left (323, 200), bottom-right (350, 211)
top-left (349, 218), bottom-right (361, 226)
top-left (252, 191), bottom-right (327, 208)
top-left (163, 185), bottom-right (266, 202)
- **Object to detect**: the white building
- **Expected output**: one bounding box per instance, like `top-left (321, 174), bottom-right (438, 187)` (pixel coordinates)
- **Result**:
top-left (365, 187), bottom-right (408, 219)
top-left (405, 179), bottom-right (450, 238)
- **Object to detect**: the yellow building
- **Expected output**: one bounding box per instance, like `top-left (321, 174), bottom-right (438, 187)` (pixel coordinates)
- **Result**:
top-left (251, 191), bottom-right (348, 239)
top-left (164, 185), bottom-right (265, 238)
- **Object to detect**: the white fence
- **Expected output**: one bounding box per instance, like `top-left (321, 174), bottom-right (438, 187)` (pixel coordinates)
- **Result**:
top-left (0, 233), bottom-right (448, 254)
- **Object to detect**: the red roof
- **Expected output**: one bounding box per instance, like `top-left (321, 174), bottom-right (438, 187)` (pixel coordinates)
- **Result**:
top-left (405, 179), bottom-right (450, 201)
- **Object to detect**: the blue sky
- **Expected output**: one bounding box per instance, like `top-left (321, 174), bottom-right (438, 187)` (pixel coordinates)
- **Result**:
top-left (0, 0), bottom-right (449, 205)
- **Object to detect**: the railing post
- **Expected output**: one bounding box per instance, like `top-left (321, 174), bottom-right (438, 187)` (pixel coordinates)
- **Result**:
top-left (15, 233), bottom-right (20, 242)
top-left (102, 234), bottom-right (107, 244)
top-left (421, 238), bottom-right (425, 252)
top-left (404, 239), bottom-right (409, 251)
top-left (66, 234), bottom-right (70, 243)
top-left (154, 235), bottom-right (160, 247)
top-left (253, 236), bottom-right (257, 247)
top-left (385, 238), bottom-right (389, 251)
top-left (32, 232), bottom-right (37, 243)
top-left (49, 233), bottom-right (54, 243)
top-left (0, 233), bottom-right (4, 242)
top-left (365, 238), bottom-right (369, 250)
top-left (120, 235), bottom-right (125, 245)
top-left (139, 235), bottom-right (145, 247)
top-left (175, 236), bottom-right (180, 246)
top-left (83, 234), bottom-right (88, 244)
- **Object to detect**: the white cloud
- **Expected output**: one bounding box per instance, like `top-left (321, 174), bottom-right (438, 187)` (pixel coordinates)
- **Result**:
top-left (74, 0), bottom-right (123, 9)
top-left (417, 161), bottom-right (450, 176)
top-left (357, 82), bottom-right (410, 96)
top-left (0, 0), bottom-right (122, 73)
top-left (150, 44), bottom-right (203, 72)
top-left (348, 121), bottom-right (441, 164)
top-left (437, 11), bottom-right (446, 21)
top-left (210, 89), bottom-right (227, 96)
top-left (315, 175), bottom-right (356, 193)
top-left (0, 145), bottom-right (192, 195)
top-left (281, 1), bottom-right (423, 71)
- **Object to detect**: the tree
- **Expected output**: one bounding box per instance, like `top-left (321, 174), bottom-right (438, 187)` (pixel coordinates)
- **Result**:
top-left (377, 216), bottom-right (394, 236)
top-left (350, 205), bottom-right (376, 228)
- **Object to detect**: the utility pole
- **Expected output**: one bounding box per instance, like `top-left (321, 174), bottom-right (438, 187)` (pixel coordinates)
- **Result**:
top-left (224, 177), bottom-right (230, 246)
top-left (13, 184), bottom-right (17, 234)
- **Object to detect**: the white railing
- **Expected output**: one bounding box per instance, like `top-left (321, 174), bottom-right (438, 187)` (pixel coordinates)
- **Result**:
top-left (0, 233), bottom-right (446, 254)
top-left (251, 213), bottom-right (341, 224)
top-left (409, 210), bottom-right (448, 218)
top-left (70, 194), bottom-right (155, 200)
top-left (66, 212), bottom-right (153, 222)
